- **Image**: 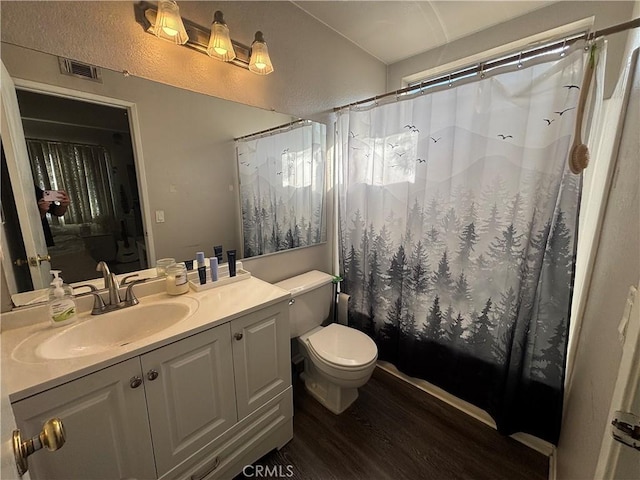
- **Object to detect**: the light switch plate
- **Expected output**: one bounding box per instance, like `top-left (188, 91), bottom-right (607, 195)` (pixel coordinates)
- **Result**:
top-left (155, 210), bottom-right (165, 223)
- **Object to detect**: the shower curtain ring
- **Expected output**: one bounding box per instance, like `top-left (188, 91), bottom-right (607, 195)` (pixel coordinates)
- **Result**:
top-left (585, 30), bottom-right (595, 50)
top-left (517, 52), bottom-right (523, 69)
top-left (419, 81), bottom-right (425, 94)
top-left (448, 74), bottom-right (453, 87)
top-left (479, 63), bottom-right (485, 79)
top-left (560, 38), bottom-right (567, 57)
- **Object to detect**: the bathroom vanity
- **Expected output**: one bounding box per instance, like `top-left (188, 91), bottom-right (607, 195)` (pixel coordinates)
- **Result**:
top-left (1, 276), bottom-right (292, 479)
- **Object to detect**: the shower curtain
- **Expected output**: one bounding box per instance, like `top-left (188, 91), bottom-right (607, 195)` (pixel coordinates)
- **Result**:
top-left (236, 122), bottom-right (326, 258)
top-left (336, 47), bottom-right (593, 444)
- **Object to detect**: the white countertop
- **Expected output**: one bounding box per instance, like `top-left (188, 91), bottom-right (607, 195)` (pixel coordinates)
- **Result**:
top-left (1, 276), bottom-right (290, 403)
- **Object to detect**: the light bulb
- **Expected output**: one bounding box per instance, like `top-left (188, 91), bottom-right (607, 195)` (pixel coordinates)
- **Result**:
top-left (206, 11), bottom-right (236, 61)
top-left (249, 32), bottom-right (274, 75)
top-left (153, 0), bottom-right (188, 45)
top-left (162, 26), bottom-right (178, 37)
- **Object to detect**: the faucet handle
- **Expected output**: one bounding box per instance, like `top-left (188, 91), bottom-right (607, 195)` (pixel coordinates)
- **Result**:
top-left (124, 279), bottom-right (146, 306)
top-left (89, 292), bottom-right (106, 315)
top-left (119, 274), bottom-right (139, 288)
top-left (73, 284), bottom-right (98, 296)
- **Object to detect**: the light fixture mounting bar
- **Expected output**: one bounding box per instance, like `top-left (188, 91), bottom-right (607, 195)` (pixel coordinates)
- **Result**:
top-left (143, 7), bottom-right (251, 70)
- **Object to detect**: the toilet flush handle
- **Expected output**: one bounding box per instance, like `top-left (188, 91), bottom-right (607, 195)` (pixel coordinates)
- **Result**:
top-left (289, 298), bottom-right (295, 306)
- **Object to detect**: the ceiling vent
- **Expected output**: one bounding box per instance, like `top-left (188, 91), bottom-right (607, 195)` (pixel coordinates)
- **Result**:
top-left (58, 57), bottom-right (102, 82)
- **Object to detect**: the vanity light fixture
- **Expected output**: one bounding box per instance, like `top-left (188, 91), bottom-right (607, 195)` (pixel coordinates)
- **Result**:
top-left (152, 0), bottom-right (188, 45)
top-left (207, 11), bottom-right (236, 62)
top-left (139, 2), bottom-right (273, 75)
top-left (249, 32), bottom-right (274, 75)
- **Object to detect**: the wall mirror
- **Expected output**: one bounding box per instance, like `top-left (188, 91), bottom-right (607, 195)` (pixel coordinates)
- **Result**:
top-left (236, 120), bottom-right (327, 258)
top-left (1, 43), bottom-right (328, 306)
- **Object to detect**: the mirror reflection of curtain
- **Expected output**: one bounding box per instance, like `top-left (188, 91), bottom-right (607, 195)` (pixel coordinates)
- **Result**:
top-left (237, 122), bottom-right (326, 258)
top-left (26, 139), bottom-right (116, 227)
top-left (336, 45), bottom-right (601, 445)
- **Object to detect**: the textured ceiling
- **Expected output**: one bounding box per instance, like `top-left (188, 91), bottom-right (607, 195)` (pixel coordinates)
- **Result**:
top-left (292, 1), bottom-right (555, 64)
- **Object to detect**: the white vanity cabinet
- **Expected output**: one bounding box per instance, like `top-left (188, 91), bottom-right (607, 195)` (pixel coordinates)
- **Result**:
top-left (11, 299), bottom-right (293, 480)
top-left (11, 357), bottom-right (157, 480)
top-left (142, 322), bottom-right (238, 478)
top-left (231, 302), bottom-right (291, 419)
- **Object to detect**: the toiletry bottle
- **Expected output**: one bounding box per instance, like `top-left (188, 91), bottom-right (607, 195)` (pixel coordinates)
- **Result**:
top-left (213, 245), bottom-right (223, 264)
top-left (196, 252), bottom-right (207, 285)
top-left (48, 270), bottom-right (78, 327)
top-left (227, 250), bottom-right (237, 277)
top-left (209, 257), bottom-right (218, 282)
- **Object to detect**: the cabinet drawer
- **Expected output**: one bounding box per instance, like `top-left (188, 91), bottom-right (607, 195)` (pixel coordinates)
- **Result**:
top-left (161, 386), bottom-right (293, 480)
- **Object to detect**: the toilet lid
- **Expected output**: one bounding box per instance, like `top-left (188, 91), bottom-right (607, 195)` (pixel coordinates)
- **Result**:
top-left (307, 323), bottom-right (377, 368)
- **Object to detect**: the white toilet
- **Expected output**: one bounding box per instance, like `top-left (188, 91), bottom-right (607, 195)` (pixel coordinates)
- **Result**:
top-left (275, 270), bottom-right (378, 414)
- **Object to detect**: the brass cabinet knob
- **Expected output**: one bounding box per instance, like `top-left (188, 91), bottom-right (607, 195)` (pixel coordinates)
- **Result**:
top-left (13, 418), bottom-right (65, 476)
top-left (147, 369), bottom-right (159, 381)
top-left (130, 376), bottom-right (143, 389)
top-left (234, 332), bottom-right (243, 341)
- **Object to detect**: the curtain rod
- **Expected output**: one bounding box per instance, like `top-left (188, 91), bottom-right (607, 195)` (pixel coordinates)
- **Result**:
top-left (234, 119), bottom-right (310, 141)
top-left (334, 17), bottom-right (640, 112)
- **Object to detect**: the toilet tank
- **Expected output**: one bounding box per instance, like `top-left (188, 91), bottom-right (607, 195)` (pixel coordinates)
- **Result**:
top-left (275, 270), bottom-right (334, 338)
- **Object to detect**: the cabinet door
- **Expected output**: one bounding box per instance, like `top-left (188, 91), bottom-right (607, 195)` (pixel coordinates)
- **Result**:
top-left (11, 358), bottom-right (156, 480)
top-left (141, 323), bottom-right (237, 477)
top-left (232, 302), bottom-right (291, 419)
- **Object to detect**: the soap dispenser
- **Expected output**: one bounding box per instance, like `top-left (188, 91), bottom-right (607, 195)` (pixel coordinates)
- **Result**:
top-left (48, 270), bottom-right (77, 327)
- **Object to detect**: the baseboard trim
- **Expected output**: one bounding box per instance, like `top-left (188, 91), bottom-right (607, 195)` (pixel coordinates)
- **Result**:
top-left (376, 361), bottom-right (555, 459)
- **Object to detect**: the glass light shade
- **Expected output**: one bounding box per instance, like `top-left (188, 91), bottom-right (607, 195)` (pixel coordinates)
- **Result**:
top-left (249, 32), bottom-right (274, 75)
top-left (154, 0), bottom-right (188, 45)
top-left (207, 12), bottom-right (236, 61)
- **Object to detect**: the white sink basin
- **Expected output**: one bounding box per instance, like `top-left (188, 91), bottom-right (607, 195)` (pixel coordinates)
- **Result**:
top-left (13, 298), bottom-right (199, 362)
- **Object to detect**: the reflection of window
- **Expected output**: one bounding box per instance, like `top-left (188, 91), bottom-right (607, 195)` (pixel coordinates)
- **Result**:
top-left (236, 122), bottom-right (326, 258)
top-left (27, 139), bottom-right (116, 226)
top-left (281, 147), bottom-right (313, 188)
top-left (352, 131), bottom-right (418, 186)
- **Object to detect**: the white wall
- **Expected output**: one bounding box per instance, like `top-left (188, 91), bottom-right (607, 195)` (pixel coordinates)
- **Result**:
top-left (0, 1), bottom-right (386, 120)
top-left (387, 1), bottom-right (635, 98)
top-left (556, 1), bottom-right (640, 477)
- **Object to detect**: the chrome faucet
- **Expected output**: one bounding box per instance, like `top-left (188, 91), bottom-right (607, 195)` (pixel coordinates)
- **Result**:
top-left (96, 261), bottom-right (121, 306)
top-left (89, 262), bottom-right (146, 315)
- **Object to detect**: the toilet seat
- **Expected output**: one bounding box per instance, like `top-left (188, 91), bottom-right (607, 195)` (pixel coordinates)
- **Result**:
top-left (306, 324), bottom-right (377, 369)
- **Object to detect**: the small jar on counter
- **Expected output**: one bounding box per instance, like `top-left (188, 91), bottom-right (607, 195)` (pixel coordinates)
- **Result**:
top-left (156, 257), bottom-right (176, 277)
top-left (166, 263), bottom-right (189, 295)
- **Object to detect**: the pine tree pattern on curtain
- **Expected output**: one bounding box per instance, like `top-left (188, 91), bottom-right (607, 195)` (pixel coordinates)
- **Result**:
top-left (337, 48), bottom-right (590, 444)
top-left (237, 122), bottom-right (326, 258)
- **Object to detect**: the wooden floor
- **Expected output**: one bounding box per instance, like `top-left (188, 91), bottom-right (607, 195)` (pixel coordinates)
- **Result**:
top-left (236, 367), bottom-right (548, 480)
